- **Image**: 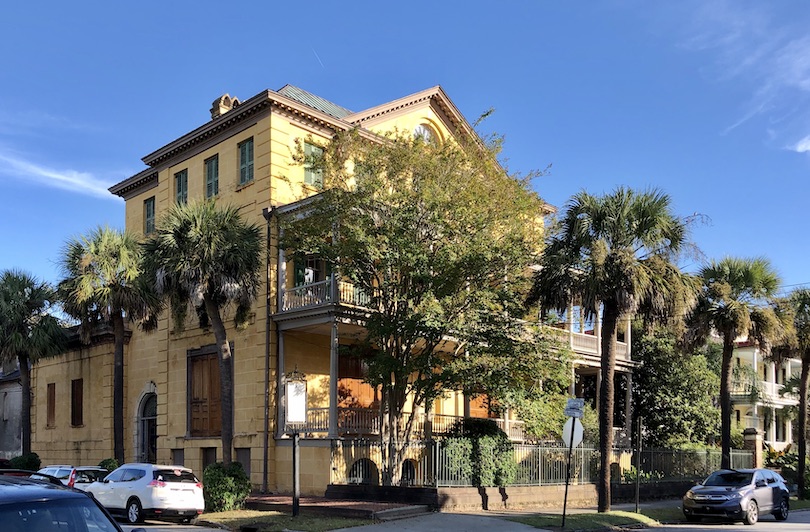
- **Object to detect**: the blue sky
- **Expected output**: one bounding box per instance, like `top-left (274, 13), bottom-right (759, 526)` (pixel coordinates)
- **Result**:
top-left (1, 1), bottom-right (809, 293)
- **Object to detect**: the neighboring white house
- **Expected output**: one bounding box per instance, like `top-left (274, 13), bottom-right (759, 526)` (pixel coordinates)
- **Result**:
top-left (732, 341), bottom-right (799, 451)
top-left (0, 365), bottom-right (22, 460)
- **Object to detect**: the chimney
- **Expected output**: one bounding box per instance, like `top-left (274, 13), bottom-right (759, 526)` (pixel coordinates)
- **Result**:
top-left (210, 94), bottom-right (241, 119)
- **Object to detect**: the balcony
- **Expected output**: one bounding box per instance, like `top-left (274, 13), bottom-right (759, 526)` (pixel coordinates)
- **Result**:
top-left (730, 379), bottom-right (798, 405)
top-left (281, 277), bottom-right (370, 312)
top-left (295, 408), bottom-right (529, 441)
top-left (280, 278), bottom-right (629, 361)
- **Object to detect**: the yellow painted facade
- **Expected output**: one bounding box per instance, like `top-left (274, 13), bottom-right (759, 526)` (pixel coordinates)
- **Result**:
top-left (32, 85), bottom-right (483, 495)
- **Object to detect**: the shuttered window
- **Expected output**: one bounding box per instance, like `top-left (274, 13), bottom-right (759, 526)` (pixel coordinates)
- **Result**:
top-left (71, 378), bottom-right (83, 426)
top-left (187, 344), bottom-right (232, 437)
top-left (238, 138), bottom-right (254, 185)
top-left (175, 169), bottom-right (188, 204)
top-left (205, 155), bottom-right (219, 198)
top-left (144, 197), bottom-right (155, 235)
top-left (304, 143), bottom-right (323, 187)
top-left (47, 383), bottom-right (56, 427)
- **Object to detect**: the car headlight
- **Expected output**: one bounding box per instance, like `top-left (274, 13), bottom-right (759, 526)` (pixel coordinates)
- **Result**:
top-left (727, 491), bottom-right (744, 500)
top-left (685, 490), bottom-right (695, 499)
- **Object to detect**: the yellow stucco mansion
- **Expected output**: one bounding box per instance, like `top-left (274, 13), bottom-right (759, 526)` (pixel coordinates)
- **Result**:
top-left (31, 85), bottom-right (634, 495)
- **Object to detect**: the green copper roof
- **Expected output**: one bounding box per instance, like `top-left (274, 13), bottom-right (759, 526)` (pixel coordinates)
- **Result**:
top-left (277, 85), bottom-right (353, 119)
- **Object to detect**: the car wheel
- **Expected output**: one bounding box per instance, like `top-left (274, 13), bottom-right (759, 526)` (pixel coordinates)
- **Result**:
top-left (126, 498), bottom-right (143, 524)
top-left (774, 498), bottom-right (789, 521)
top-left (743, 500), bottom-right (758, 525)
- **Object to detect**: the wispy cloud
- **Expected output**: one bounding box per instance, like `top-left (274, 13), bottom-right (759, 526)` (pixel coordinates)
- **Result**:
top-left (0, 150), bottom-right (119, 201)
top-left (679, 1), bottom-right (810, 143)
top-left (0, 110), bottom-right (98, 137)
top-left (791, 136), bottom-right (810, 154)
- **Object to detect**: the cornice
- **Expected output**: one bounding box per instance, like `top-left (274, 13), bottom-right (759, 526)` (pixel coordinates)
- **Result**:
top-left (108, 168), bottom-right (158, 200)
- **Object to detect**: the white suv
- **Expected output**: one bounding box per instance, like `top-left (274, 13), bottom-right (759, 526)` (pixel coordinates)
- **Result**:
top-left (86, 463), bottom-right (204, 524)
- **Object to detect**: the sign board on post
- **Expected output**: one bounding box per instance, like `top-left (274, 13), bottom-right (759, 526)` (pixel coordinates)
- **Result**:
top-left (562, 417), bottom-right (584, 449)
top-left (564, 398), bottom-right (584, 418)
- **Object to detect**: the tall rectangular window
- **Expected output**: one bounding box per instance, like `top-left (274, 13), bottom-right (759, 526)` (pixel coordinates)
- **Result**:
top-left (144, 197), bottom-right (155, 235)
top-left (205, 155), bottom-right (219, 198)
top-left (238, 138), bottom-right (254, 185)
top-left (188, 346), bottom-right (222, 437)
top-left (47, 383), bottom-right (56, 427)
top-left (304, 142), bottom-right (323, 188)
top-left (175, 169), bottom-right (188, 204)
top-left (71, 378), bottom-right (83, 426)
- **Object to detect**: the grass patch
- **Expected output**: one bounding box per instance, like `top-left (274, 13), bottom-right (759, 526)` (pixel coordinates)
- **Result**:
top-left (510, 511), bottom-right (660, 530)
top-left (792, 497), bottom-right (810, 510)
top-left (199, 509), bottom-right (371, 531)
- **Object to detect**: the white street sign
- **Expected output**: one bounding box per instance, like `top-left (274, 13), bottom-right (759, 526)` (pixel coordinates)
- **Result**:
top-left (562, 417), bottom-right (584, 448)
top-left (564, 408), bottom-right (584, 418)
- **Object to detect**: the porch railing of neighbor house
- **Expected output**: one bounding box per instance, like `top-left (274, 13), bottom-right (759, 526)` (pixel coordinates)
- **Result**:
top-left (730, 379), bottom-right (797, 402)
top-left (302, 408), bottom-right (529, 441)
top-left (330, 439), bottom-right (754, 488)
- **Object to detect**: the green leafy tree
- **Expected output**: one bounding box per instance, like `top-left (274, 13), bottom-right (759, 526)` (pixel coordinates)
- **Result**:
top-left (0, 270), bottom-right (67, 455)
top-left (772, 288), bottom-right (810, 498)
top-left (59, 226), bottom-right (161, 463)
top-left (143, 200), bottom-right (262, 465)
top-left (529, 187), bottom-right (695, 512)
top-left (281, 129), bottom-right (562, 485)
top-left (686, 257), bottom-right (783, 470)
top-left (632, 326), bottom-right (720, 447)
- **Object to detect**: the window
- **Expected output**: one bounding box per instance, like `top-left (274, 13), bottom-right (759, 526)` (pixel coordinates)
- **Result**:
top-left (71, 378), bottom-right (83, 426)
top-left (187, 344), bottom-right (232, 437)
top-left (171, 448), bottom-right (185, 466)
top-left (236, 448), bottom-right (251, 477)
top-left (205, 155), bottom-right (219, 198)
top-left (413, 123), bottom-right (435, 143)
top-left (175, 169), bottom-right (188, 204)
top-left (47, 383), bottom-right (55, 427)
top-left (293, 256), bottom-right (330, 286)
top-left (202, 447), bottom-right (217, 470)
top-left (238, 138), bottom-right (254, 185)
top-left (144, 197), bottom-right (155, 235)
top-left (304, 142), bottom-right (323, 187)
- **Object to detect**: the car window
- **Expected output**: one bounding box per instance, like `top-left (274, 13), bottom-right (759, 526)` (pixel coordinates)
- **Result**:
top-left (104, 469), bottom-right (125, 482)
top-left (154, 469), bottom-right (199, 483)
top-left (121, 468), bottom-right (146, 482)
top-left (0, 498), bottom-right (120, 532)
top-left (704, 471), bottom-right (753, 487)
top-left (54, 468), bottom-right (73, 480)
top-left (76, 470), bottom-right (106, 483)
top-left (765, 470), bottom-right (778, 484)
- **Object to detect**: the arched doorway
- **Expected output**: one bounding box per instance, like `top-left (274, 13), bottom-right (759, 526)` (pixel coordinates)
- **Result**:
top-left (139, 393), bottom-right (157, 463)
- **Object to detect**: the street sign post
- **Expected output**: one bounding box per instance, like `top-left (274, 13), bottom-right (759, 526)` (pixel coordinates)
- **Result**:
top-left (562, 399), bottom-right (585, 527)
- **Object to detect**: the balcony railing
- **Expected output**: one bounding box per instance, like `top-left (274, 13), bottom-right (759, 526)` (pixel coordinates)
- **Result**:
top-left (299, 408), bottom-right (528, 441)
top-left (282, 277), bottom-right (370, 311)
top-left (730, 379), bottom-right (797, 402)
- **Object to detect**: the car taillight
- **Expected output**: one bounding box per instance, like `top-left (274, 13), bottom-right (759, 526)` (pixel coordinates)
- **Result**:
top-left (148, 479), bottom-right (167, 488)
top-left (67, 469), bottom-right (76, 488)
top-left (196, 482), bottom-right (203, 490)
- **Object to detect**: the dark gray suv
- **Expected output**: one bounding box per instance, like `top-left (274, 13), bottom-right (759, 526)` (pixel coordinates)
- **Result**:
top-left (682, 468), bottom-right (790, 525)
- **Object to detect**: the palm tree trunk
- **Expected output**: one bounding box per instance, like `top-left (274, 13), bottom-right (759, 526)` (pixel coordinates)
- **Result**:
top-left (799, 359), bottom-right (809, 498)
top-left (205, 295), bottom-right (234, 465)
top-left (19, 353), bottom-right (31, 456)
top-left (720, 332), bottom-right (734, 469)
top-left (597, 300), bottom-right (619, 513)
top-left (112, 311), bottom-right (126, 464)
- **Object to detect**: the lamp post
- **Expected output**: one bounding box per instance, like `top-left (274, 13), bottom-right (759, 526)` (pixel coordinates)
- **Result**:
top-left (285, 367), bottom-right (307, 517)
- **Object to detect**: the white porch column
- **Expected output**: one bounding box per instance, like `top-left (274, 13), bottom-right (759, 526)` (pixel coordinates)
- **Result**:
top-left (786, 415), bottom-right (793, 444)
top-left (624, 319), bottom-right (632, 360)
top-left (569, 365), bottom-right (576, 396)
top-left (276, 330), bottom-right (286, 438)
top-left (768, 362), bottom-right (776, 386)
top-left (278, 245), bottom-right (287, 311)
top-left (328, 319), bottom-right (339, 438)
top-left (769, 406), bottom-right (777, 444)
top-left (624, 372), bottom-right (633, 428)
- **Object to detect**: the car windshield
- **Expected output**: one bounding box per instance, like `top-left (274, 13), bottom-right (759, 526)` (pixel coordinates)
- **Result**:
top-left (154, 469), bottom-right (198, 483)
top-left (76, 470), bottom-right (106, 483)
top-left (704, 471), bottom-right (753, 487)
top-left (0, 498), bottom-right (120, 532)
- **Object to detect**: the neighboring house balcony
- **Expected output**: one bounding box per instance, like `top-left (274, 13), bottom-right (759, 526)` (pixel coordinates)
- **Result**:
top-left (730, 379), bottom-right (799, 407)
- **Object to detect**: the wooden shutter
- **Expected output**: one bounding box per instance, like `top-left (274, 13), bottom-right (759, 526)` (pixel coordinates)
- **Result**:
top-left (190, 353), bottom-right (221, 436)
top-left (47, 383), bottom-right (56, 427)
top-left (71, 379), bottom-right (83, 426)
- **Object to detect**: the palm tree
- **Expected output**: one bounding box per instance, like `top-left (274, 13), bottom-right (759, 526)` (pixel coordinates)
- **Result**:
top-left (0, 270), bottom-right (67, 455)
top-left (59, 226), bottom-right (160, 464)
top-left (529, 187), bottom-right (694, 512)
top-left (686, 257), bottom-right (782, 470)
top-left (142, 200), bottom-right (262, 465)
top-left (772, 288), bottom-right (810, 497)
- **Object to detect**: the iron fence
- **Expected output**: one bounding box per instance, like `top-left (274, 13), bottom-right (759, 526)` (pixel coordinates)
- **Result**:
top-left (330, 439), bottom-right (754, 488)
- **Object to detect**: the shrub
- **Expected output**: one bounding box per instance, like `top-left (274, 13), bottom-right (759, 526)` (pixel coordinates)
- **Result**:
top-left (439, 437), bottom-right (473, 484)
top-left (9, 453), bottom-right (40, 471)
top-left (98, 458), bottom-right (119, 472)
top-left (203, 462), bottom-right (251, 512)
top-left (444, 419), bottom-right (516, 487)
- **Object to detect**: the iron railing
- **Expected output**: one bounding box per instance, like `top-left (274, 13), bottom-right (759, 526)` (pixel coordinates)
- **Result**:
top-left (330, 439), bottom-right (754, 488)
